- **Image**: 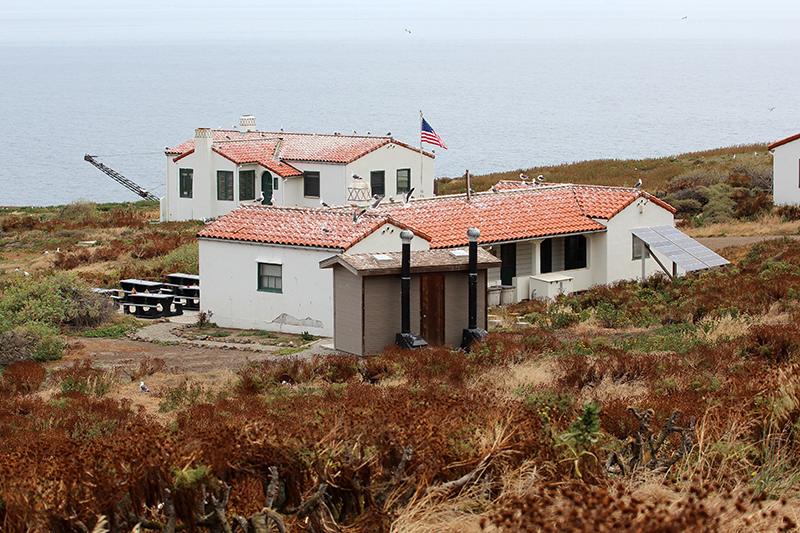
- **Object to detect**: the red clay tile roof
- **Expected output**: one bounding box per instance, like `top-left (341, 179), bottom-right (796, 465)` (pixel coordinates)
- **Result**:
top-left (167, 130), bottom-right (433, 166)
top-left (198, 205), bottom-right (429, 250)
top-left (212, 140), bottom-right (303, 178)
top-left (768, 132), bottom-right (800, 151)
top-left (496, 181), bottom-right (676, 218)
top-left (375, 184), bottom-right (674, 248)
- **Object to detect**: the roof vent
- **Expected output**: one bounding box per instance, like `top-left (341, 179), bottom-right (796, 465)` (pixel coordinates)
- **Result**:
top-left (372, 254), bottom-right (392, 264)
top-left (239, 115), bottom-right (256, 133)
top-left (450, 249), bottom-right (469, 258)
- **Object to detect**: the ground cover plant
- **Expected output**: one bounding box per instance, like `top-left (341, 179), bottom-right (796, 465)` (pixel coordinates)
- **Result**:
top-left (3, 239), bottom-right (800, 532)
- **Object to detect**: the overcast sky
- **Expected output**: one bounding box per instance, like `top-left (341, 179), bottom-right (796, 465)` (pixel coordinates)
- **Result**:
top-left (2, 0), bottom-right (798, 44)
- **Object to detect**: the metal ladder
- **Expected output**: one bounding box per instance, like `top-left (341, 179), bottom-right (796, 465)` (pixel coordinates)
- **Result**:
top-left (84, 154), bottom-right (160, 201)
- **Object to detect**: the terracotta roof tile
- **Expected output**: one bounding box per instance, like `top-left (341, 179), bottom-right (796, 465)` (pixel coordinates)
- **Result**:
top-left (167, 130), bottom-right (433, 165)
top-left (768, 132), bottom-right (800, 151)
top-left (198, 205), bottom-right (427, 250)
top-left (213, 140), bottom-right (303, 177)
top-left (375, 184), bottom-right (674, 248)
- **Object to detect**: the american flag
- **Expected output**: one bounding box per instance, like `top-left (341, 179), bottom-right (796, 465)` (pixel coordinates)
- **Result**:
top-left (421, 118), bottom-right (448, 149)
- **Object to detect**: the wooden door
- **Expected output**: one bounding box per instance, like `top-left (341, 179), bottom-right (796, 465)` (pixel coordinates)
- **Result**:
top-left (420, 273), bottom-right (445, 345)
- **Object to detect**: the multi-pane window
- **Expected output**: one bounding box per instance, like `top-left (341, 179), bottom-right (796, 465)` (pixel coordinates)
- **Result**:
top-left (217, 171), bottom-right (234, 201)
top-left (564, 235), bottom-right (587, 270)
top-left (239, 170), bottom-right (255, 200)
top-left (304, 171), bottom-right (320, 198)
top-left (397, 168), bottom-right (411, 194)
top-left (179, 168), bottom-right (193, 198)
top-left (632, 236), bottom-right (650, 260)
top-left (258, 263), bottom-right (282, 293)
top-left (371, 170), bottom-right (385, 196)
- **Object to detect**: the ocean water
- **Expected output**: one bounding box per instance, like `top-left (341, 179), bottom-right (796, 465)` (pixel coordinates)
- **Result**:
top-left (1, 37), bottom-right (799, 207)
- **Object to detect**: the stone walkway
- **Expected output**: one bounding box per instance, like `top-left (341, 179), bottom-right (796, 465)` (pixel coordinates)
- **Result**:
top-left (128, 311), bottom-right (337, 359)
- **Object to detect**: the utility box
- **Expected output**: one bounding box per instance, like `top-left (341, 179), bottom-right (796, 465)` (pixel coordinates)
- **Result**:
top-left (529, 273), bottom-right (574, 300)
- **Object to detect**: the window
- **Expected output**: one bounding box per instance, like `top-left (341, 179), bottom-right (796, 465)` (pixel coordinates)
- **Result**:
top-left (273, 176), bottom-right (279, 191)
top-left (258, 263), bottom-right (282, 292)
top-left (179, 168), bottom-right (193, 198)
top-left (397, 169), bottom-right (411, 194)
top-left (564, 235), bottom-right (587, 270)
top-left (217, 171), bottom-right (234, 201)
top-left (632, 236), bottom-right (651, 260)
top-left (371, 170), bottom-right (385, 196)
top-left (304, 171), bottom-right (320, 198)
top-left (239, 170), bottom-right (255, 200)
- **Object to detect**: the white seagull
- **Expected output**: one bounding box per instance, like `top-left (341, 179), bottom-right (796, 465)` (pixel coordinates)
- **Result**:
top-left (256, 191), bottom-right (265, 204)
top-left (370, 194), bottom-right (383, 209)
top-left (634, 178), bottom-right (642, 188)
top-left (520, 173), bottom-right (530, 181)
top-left (351, 172), bottom-right (362, 180)
top-left (491, 186), bottom-right (499, 193)
top-left (536, 174), bottom-right (546, 183)
top-left (320, 199), bottom-right (330, 207)
top-left (140, 381), bottom-right (150, 393)
top-left (353, 207), bottom-right (367, 223)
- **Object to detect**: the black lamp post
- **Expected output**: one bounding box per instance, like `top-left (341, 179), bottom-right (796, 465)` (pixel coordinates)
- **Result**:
top-left (396, 230), bottom-right (428, 349)
top-left (461, 227), bottom-right (488, 350)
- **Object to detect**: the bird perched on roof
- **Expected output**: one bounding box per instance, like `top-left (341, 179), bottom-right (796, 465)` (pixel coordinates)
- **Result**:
top-left (634, 178), bottom-right (642, 188)
top-left (536, 174), bottom-right (546, 183)
top-left (520, 173), bottom-right (530, 181)
top-left (403, 188), bottom-right (415, 207)
top-left (370, 195), bottom-right (383, 209)
top-left (320, 199), bottom-right (330, 207)
top-left (256, 190), bottom-right (265, 204)
top-left (491, 186), bottom-right (499, 193)
top-left (469, 188), bottom-right (476, 195)
top-left (140, 381), bottom-right (150, 393)
top-left (388, 196), bottom-right (395, 203)
top-left (353, 207), bottom-right (367, 222)
top-left (351, 172), bottom-right (362, 180)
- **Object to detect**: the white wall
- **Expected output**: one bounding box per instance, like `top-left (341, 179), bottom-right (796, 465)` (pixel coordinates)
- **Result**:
top-left (198, 224), bottom-right (430, 337)
top-left (347, 143), bottom-right (436, 199)
top-left (601, 200), bottom-right (677, 284)
top-left (199, 239), bottom-right (337, 336)
top-left (772, 141), bottom-right (800, 206)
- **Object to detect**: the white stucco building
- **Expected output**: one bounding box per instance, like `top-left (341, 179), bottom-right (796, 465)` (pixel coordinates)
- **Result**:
top-left (195, 182), bottom-right (725, 340)
top-left (198, 205), bottom-right (429, 337)
top-left (162, 115), bottom-right (435, 222)
top-left (769, 132), bottom-right (800, 206)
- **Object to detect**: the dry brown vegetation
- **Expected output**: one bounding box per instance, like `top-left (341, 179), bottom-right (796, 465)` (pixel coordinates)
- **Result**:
top-left (2, 239), bottom-right (800, 532)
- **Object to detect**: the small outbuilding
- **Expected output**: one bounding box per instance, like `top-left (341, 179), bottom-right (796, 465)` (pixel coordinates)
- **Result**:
top-left (320, 248), bottom-right (501, 356)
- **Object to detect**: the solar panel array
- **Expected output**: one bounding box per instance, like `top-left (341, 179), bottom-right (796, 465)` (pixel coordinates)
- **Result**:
top-left (630, 225), bottom-right (730, 272)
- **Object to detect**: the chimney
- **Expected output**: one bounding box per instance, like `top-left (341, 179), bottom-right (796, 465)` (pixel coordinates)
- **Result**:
top-left (395, 230), bottom-right (428, 349)
top-left (461, 227), bottom-right (488, 350)
top-left (239, 115), bottom-right (256, 133)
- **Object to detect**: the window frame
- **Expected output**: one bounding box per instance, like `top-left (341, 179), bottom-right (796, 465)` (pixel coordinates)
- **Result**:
top-left (396, 168), bottom-right (411, 194)
top-left (179, 168), bottom-right (193, 198)
top-left (217, 170), bottom-right (234, 201)
top-left (304, 171), bottom-right (320, 198)
top-left (632, 236), bottom-right (651, 260)
top-left (371, 170), bottom-right (385, 197)
top-left (257, 263), bottom-right (282, 293)
top-left (564, 234), bottom-right (587, 270)
top-left (239, 169), bottom-right (255, 201)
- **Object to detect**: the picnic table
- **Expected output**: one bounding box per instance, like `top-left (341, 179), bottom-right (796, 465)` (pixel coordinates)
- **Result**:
top-left (121, 292), bottom-right (183, 319)
top-left (163, 273), bottom-right (200, 310)
top-left (166, 273), bottom-right (199, 286)
top-left (119, 279), bottom-right (164, 293)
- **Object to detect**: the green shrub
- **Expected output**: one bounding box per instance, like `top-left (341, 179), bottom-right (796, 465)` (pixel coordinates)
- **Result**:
top-left (522, 389), bottom-right (574, 424)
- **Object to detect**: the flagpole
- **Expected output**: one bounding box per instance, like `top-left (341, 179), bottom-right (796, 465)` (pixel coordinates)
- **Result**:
top-left (419, 110), bottom-right (424, 196)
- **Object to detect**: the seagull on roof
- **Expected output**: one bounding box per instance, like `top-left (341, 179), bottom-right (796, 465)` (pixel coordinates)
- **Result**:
top-left (520, 173), bottom-right (530, 181)
top-left (256, 190), bottom-right (265, 204)
top-left (403, 187), bottom-right (415, 207)
top-left (634, 178), bottom-right (642, 188)
top-left (320, 199), bottom-right (330, 207)
top-left (370, 194), bottom-right (383, 209)
top-left (491, 186), bottom-right (499, 193)
top-left (351, 172), bottom-right (362, 180)
top-left (536, 174), bottom-right (546, 183)
top-left (140, 381), bottom-right (150, 393)
top-left (353, 207), bottom-right (367, 222)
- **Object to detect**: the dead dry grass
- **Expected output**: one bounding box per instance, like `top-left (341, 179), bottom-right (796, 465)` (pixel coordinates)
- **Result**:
top-left (684, 213), bottom-right (800, 238)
